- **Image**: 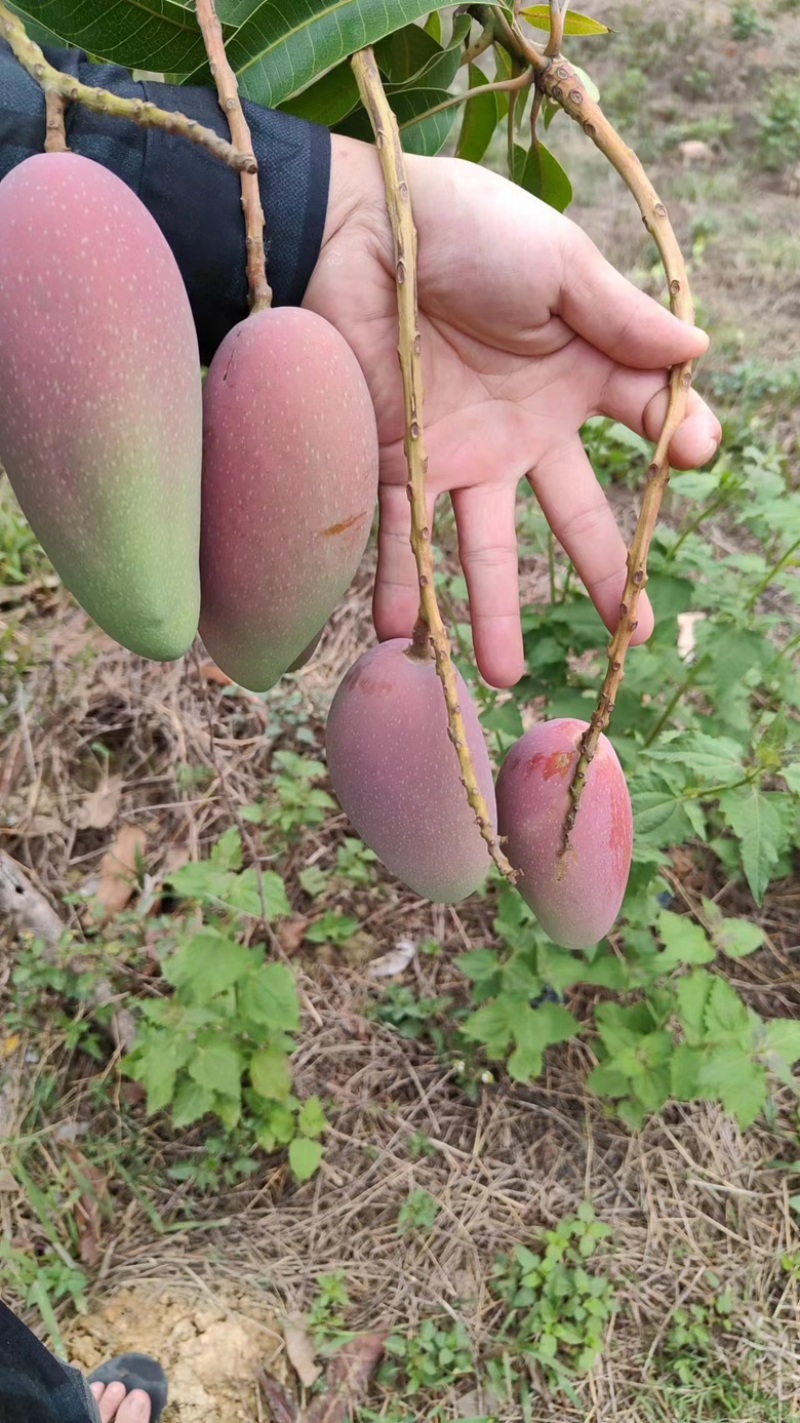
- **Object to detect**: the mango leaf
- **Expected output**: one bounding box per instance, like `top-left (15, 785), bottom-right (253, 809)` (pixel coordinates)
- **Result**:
top-left (340, 86), bottom-right (457, 157)
top-left (457, 63), bottom-right (508, 164)
top-left (374, 21), bottom-right (441, 84)
top-left (222, 0), bottom-right (458, 110)
top-left (4, 4), bottom-right (67, 48)
top-left (7, 0), bottom-right (210, 74)
top-left (279, 61), bottom-right (361, 126)
top-left (521, 6), bottom-right (610, 36)
top-left (512, 141), bottom-right (573, 212)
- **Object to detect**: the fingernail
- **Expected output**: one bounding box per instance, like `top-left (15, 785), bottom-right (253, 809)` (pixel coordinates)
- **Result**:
top-left (702, 436), bottom-right (719, 465)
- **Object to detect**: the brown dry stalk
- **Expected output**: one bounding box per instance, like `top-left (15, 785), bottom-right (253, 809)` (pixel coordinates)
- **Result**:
top-left (44, 91), bottom-right (68, 153)
top-left (195, 0), bottom-right (272, 311)
top-left (0, 0), bottom-right (255, 174)
top-left (350, 47), bottom-right (516, 885)
top-left (477, 7), bottom-right (695, 849)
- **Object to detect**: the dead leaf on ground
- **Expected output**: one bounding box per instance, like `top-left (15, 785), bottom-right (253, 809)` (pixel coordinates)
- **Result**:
top-left (279, 918), bottom-right (310, 954)
top-left (367, 939), bottom-right (415, 980)
top-left (257, 1370), bottom-right (299, 1423)
top-left (89, 825), bottom-right (147, 923)
top-left (76, 774), bottom-right (123, 830)
top-left (65, 1148), bottom-right (108, 1269)
top-left (306, 1331), bottom-right (389, 1423)
top-left (284, 1312), bottom-right (322, 1389)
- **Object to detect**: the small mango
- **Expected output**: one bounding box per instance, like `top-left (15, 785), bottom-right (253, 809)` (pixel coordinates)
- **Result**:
top-left (496, 718), bottom-right (633, 948)
top-left (325, 639), bottom-right (496, 903)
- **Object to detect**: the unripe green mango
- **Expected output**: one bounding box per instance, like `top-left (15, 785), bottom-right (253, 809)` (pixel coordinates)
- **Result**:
top-left (0, 153), bottom-right (202, 659)
top-left (496, 718), bottom-right (633, 948)
top-left (325, 639), bottom-right (496, 903)
top-left (199, 308), bottom-right (378, 691)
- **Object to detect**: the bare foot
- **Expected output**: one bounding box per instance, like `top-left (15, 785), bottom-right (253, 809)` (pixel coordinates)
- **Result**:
top-left (90, 1380), bottom-right (152, 1423)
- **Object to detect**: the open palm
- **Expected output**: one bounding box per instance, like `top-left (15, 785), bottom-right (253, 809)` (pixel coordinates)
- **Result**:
top-left (304, 139), bottom-right (720, 688)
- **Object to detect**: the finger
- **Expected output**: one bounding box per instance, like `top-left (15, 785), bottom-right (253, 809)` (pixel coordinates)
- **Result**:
top-left (530, 438), bottom-right (654, 645)
top-left (558, 223), bottom-right (710, 370)
top-left (451, 485), bottom-right (524, 689)
top-left (373, 482), bottom-right (437, 642)
top-left (599, 369), bottom-right (722, 468)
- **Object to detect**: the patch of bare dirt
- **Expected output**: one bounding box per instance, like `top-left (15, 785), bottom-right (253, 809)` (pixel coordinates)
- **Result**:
top-left (65, 1286), bottom-right (284, 1423)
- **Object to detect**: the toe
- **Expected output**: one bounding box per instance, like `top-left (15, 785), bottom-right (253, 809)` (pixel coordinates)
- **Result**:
top-left (97, 1381), bottom-right (128, 1422)
top-left (118, 1388), bottom-right (152, 1422)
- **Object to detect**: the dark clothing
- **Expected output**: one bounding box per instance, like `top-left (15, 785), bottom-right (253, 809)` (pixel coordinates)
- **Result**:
top-left (0, 40), bottom-right (331, 364)
top-left (0, 1300), bottom-right (101, 1422)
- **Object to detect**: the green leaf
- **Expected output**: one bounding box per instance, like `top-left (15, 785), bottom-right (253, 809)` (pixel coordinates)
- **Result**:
top-left (647, 733), bottom-right (746, 787)
top-left (657, 911), bottom-right (715, 968)
top-left (279, 61), bottom-right (360, 125)
top-left (461, 995), bottom-right (517, 1059)
top-left (702, 899), bottom-right (765, 959)
top-left (670, 1044), bottom-right (705, 1100)
top-left (250, 1046), bottom-right (293, 1102)
top-left (224, 0), bottom-right (457, 110)
top-left (171, 1079), bottom-right (215, 1128)
top-left (676, 970), bottom-right (714, 1046)
top-left (697, 1047), bottom-right (767, 1129)
top-left (297, 1095), bottom-right (327, 1139)
top-left (456, 63), bottom-right (507, 165)
top-left (512, 141), bottom-right (573, 212)
top-left (164, 929), bottom-right (252, 1001)
top-left (127, 1032), bottom-right (193, 1115)
top-left (7, 0), bottom-right (210, 73)
top-left (240, 962), bottom-right (300, 1033)
top-left (507, 1002), bottom-right (579, 1082)
top-left (703, 978), bottom-right (751, 1045)
top-left (289, 1137), bottom-right (324, 1182)
top-left (718, 786), bottom-right (786, 905)
top-left (188, 1039), bottom-right (243, 1101)
top-left (521, 5), bottom-right (611, 36)
top-left (631, 785), bottom-right (695, 850)
top-left (764, 1019), bottom-right (800, 1067)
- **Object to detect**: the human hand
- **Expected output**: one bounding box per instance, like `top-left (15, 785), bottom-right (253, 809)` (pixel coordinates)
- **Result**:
top-left (304, 136), bottom-right (721, 690)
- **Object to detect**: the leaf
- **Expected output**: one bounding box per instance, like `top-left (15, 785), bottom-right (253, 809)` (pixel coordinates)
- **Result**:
top-left (521, 6), bottom-right (611, 36)
top-left (657, 911), bottom-right (715, 968)
top-left (306, 1332), bottom-right (389, 1423)
top-left (240, 962), bottom-right (301, 1031)
top-left (129, 1032), bottom-right (194, 1115)
top-left (764, 1019), bottom-right (800, 1067)
top-left (297, 1095), bottom-right (327, 1139)
top-left (457, 63), bottom-right (507, 164)
top-left (718, 786), bottom-right (786, 905)
top-left (513, 141), bottom-right (573, 212)
top-left (223, 0), bottom-right (458, 110)
top-left (165, 928), bottom-right (252, 1000)
top-left (8, 0), bottom-right (209, 74)
top-left (507, 1002), bottom-right (579, 1082)
top-left (279, 60), bottom-right (361, 126)
top-left (703, 978), bottom-right (751, 1045)
top-left (89, 825), bottom-right (146, 923)
top-left (76, 773), bottom-right (123, 831)
top-left (284, 1312), bottom-right (322, 1388)
top-left (340, 85), bottom-right (457, 157)
top-left (670, 1044), bottom-right (705, 1100)
top-left (647, 733), bottom-right (746, 787)
top-left (188, 1039), bottom-right (243, 1101)
top-left (461, 995), bottom-right (518, 1058)
top-left (289, 1136), bottom-right (323, 1182)
top-left (702, 899), bottom-right (765, 959)
top-left (250, 1046), bottom-right (293, 1102)
top-left (697, 1047), bottom-right (767, 1129)
top-left (171, 1078), bottom-right (215, 1128)
top-left (631, 785), bottom-right (696, 849)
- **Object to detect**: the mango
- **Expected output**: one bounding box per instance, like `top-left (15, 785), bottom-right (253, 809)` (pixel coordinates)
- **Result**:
top-left (325, 639), bottom-right (496, 903)
top-left (199, 308), bottom-right (378, 691)
top-left (0, 153), bottom-right (202, 659)
top-left (287, 627), bottom-right (325, 673)
top-left (496, 718), bottom-right (632, 948)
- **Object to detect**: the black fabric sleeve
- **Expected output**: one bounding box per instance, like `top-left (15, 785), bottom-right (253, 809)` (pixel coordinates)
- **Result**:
top-left (0, 40), bottom-right (331, 365)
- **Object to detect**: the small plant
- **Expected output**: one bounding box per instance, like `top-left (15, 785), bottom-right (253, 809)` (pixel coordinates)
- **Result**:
top-left (308, 1270), bottom-right (352, 1344)
top-left (243, 751), bottom-right (336, 839)
top-left (489, 1205), bottom-right (617, 1396)
top-left (380, 1317), bottom-right (475, 1397)
top-left (759, 80), bottom-right (800, 170)
top-left (731, 2), bottom-right (768, 40)
top-left (396, 1189), bottom-right (440, 1235)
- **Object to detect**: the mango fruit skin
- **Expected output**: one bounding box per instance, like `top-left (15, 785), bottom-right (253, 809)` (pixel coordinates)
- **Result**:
top-left (325, 639), bottom-right (496, 903)
top-left (0, 153), bottom-right (202, 659)
top-left (496, 718), bottom-right (632, 949)
top-left (199, 308), bottom-right (378, 692)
